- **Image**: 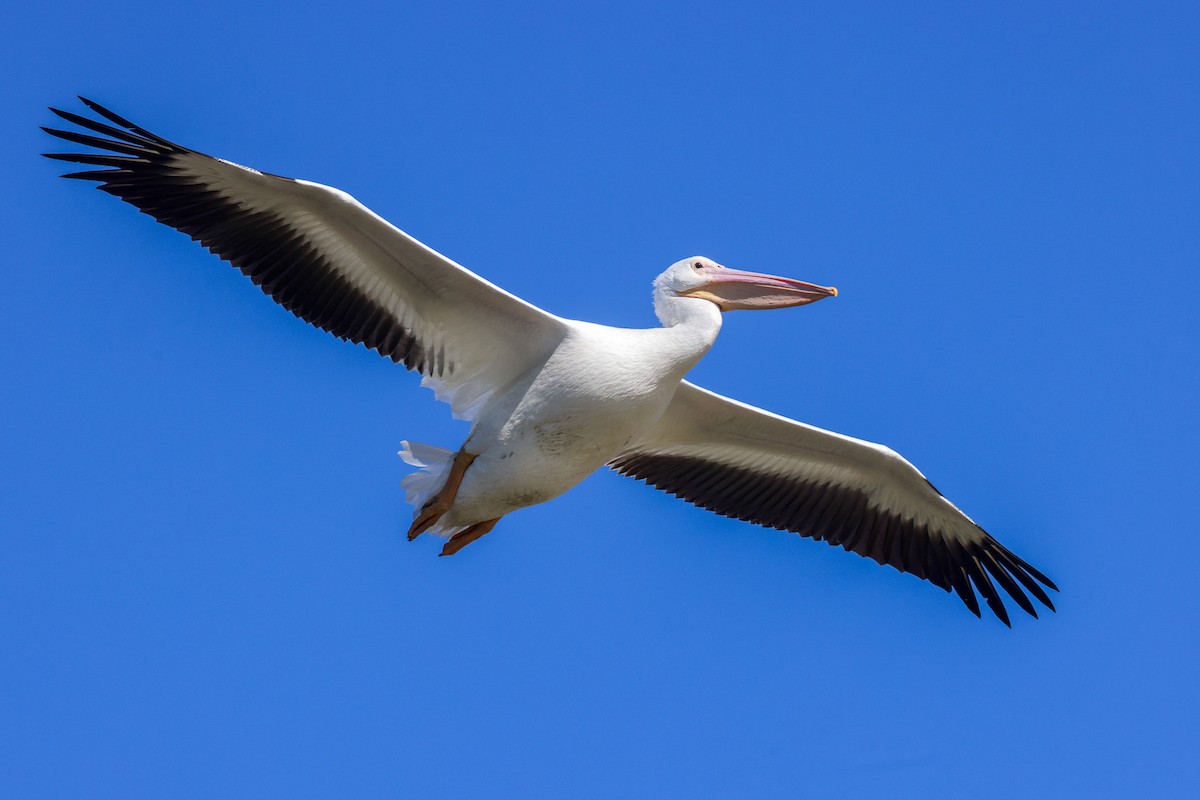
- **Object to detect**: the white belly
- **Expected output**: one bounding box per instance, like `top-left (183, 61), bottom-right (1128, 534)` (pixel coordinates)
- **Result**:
top-left (439, 325), bottom-right (691, 528)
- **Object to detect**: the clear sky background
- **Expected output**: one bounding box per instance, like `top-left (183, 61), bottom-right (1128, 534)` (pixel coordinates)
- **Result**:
top-left (2, 2), bottom-right (1197, 797)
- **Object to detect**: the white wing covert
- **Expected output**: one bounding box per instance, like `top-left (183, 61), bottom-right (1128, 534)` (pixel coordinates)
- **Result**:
top-left (43, 98), bottom-right (566, 419)
top-left (611, 382), bottom-right (1058, 624)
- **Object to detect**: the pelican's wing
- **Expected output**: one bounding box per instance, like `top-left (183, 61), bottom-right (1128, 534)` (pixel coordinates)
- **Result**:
top-left (611, 381), bottom-right (1057, 624)
top-left (43, 99), bottom-right (567, 419)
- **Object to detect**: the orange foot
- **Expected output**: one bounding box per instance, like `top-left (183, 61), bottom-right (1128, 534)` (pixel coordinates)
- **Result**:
top-left (439, 517), bottom-right (502, 556)
top-left (407, 449), bottom-right (477, 541)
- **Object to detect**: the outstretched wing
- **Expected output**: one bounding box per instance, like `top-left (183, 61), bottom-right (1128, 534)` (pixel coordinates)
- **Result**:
top-left (43, 98), bottom-right (567, 419)
top-left (611, 381), bottom-right (1057, 624)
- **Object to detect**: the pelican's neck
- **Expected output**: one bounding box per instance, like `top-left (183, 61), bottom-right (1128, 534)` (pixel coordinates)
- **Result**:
top-left (651, 293), bottom-right (723, 376)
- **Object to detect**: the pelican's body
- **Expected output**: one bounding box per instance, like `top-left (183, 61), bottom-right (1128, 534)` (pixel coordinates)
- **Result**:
top-left (424, 299), bottom-right (719, 531)
top-left (44, 99), bottom-right (1058, 624)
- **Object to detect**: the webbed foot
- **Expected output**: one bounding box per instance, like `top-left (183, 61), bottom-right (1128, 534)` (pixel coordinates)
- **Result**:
top-left (439, 517), bottom-right (502, 556)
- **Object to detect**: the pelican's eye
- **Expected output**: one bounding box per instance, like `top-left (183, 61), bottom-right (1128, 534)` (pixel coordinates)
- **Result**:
top-left (692, 260), bottom-right (704, 270)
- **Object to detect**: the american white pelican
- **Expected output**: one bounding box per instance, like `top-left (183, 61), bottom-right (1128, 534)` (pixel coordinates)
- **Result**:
top-left (44, 98), bottom-right (1057, 625)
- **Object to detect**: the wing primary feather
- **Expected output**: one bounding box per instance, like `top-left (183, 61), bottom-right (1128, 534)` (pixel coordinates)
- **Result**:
top-left (60, 169), bottom-right (120, 181)
top-left (78, 97), bottom-right (183, 149)
top-left (964, 551), bottom-right (1010, 626)
top-left (43, 152), bottom-right (144, 168)
top-left (978, 547), bottom-right (1037, 619)
top-left (41, 127), bottom-right (155, 157)
top-left (944, 543), bottom-right (982, 617)
top-left (994, 548), bottom-right (1057, 611)
top-left (49, 106), bottom-right (160, 148)
top-left (995, 543), bottom-right (1059, 593)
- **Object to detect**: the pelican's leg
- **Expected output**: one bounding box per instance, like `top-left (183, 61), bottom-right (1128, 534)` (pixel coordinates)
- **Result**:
top-left (407, 449), bottom-right (477, 540)
top-left (439, 517), bottom-right (502, 557)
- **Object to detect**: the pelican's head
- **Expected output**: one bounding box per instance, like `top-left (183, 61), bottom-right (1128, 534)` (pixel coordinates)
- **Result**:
top-left (655, 256), bottom-right (838, 312)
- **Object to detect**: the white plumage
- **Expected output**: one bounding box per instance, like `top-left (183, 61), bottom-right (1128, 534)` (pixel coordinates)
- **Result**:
top-left (43, 98), bottom-right (1057, 624)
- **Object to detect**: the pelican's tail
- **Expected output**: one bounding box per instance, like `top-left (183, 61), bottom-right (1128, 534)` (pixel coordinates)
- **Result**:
top-left (398, 440), bottom-right (456, 535)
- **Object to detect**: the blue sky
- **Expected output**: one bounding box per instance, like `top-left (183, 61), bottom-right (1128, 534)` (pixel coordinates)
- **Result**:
top-left (2, 1), bottom-right (1198, 797)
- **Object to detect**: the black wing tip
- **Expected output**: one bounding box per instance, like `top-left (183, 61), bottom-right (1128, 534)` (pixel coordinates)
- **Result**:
top-left (967, 541), bottom-right (1060, 624)
top-left (58, 170), bottom-right (114, 181)
top-left (78, 96), bottom-right (121, 122)
top-left (986, 597), bottom-right (1012, 627)
top-left (43, 152), bottom-right (96, 162)
top-left (961, 588), bottom-right (983, 618)
top-left (49, 106), bottom-right (86, 124)
top-left (45, 97), bottom-right (185, 155)
top-left (42, 99), bottom-right (190, 185)
top-left (856, 530), bottom-right (1054, 626)
top-left (1032, 571), bottom-right (1059, 594)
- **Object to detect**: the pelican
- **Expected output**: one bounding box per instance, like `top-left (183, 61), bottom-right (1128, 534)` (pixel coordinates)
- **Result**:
top-left (43, 98), bottom-right (1057, 625)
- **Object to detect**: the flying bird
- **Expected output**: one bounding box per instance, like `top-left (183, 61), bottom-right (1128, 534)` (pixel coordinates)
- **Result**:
top-left (43, 98), bottom-right (1057, 625)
